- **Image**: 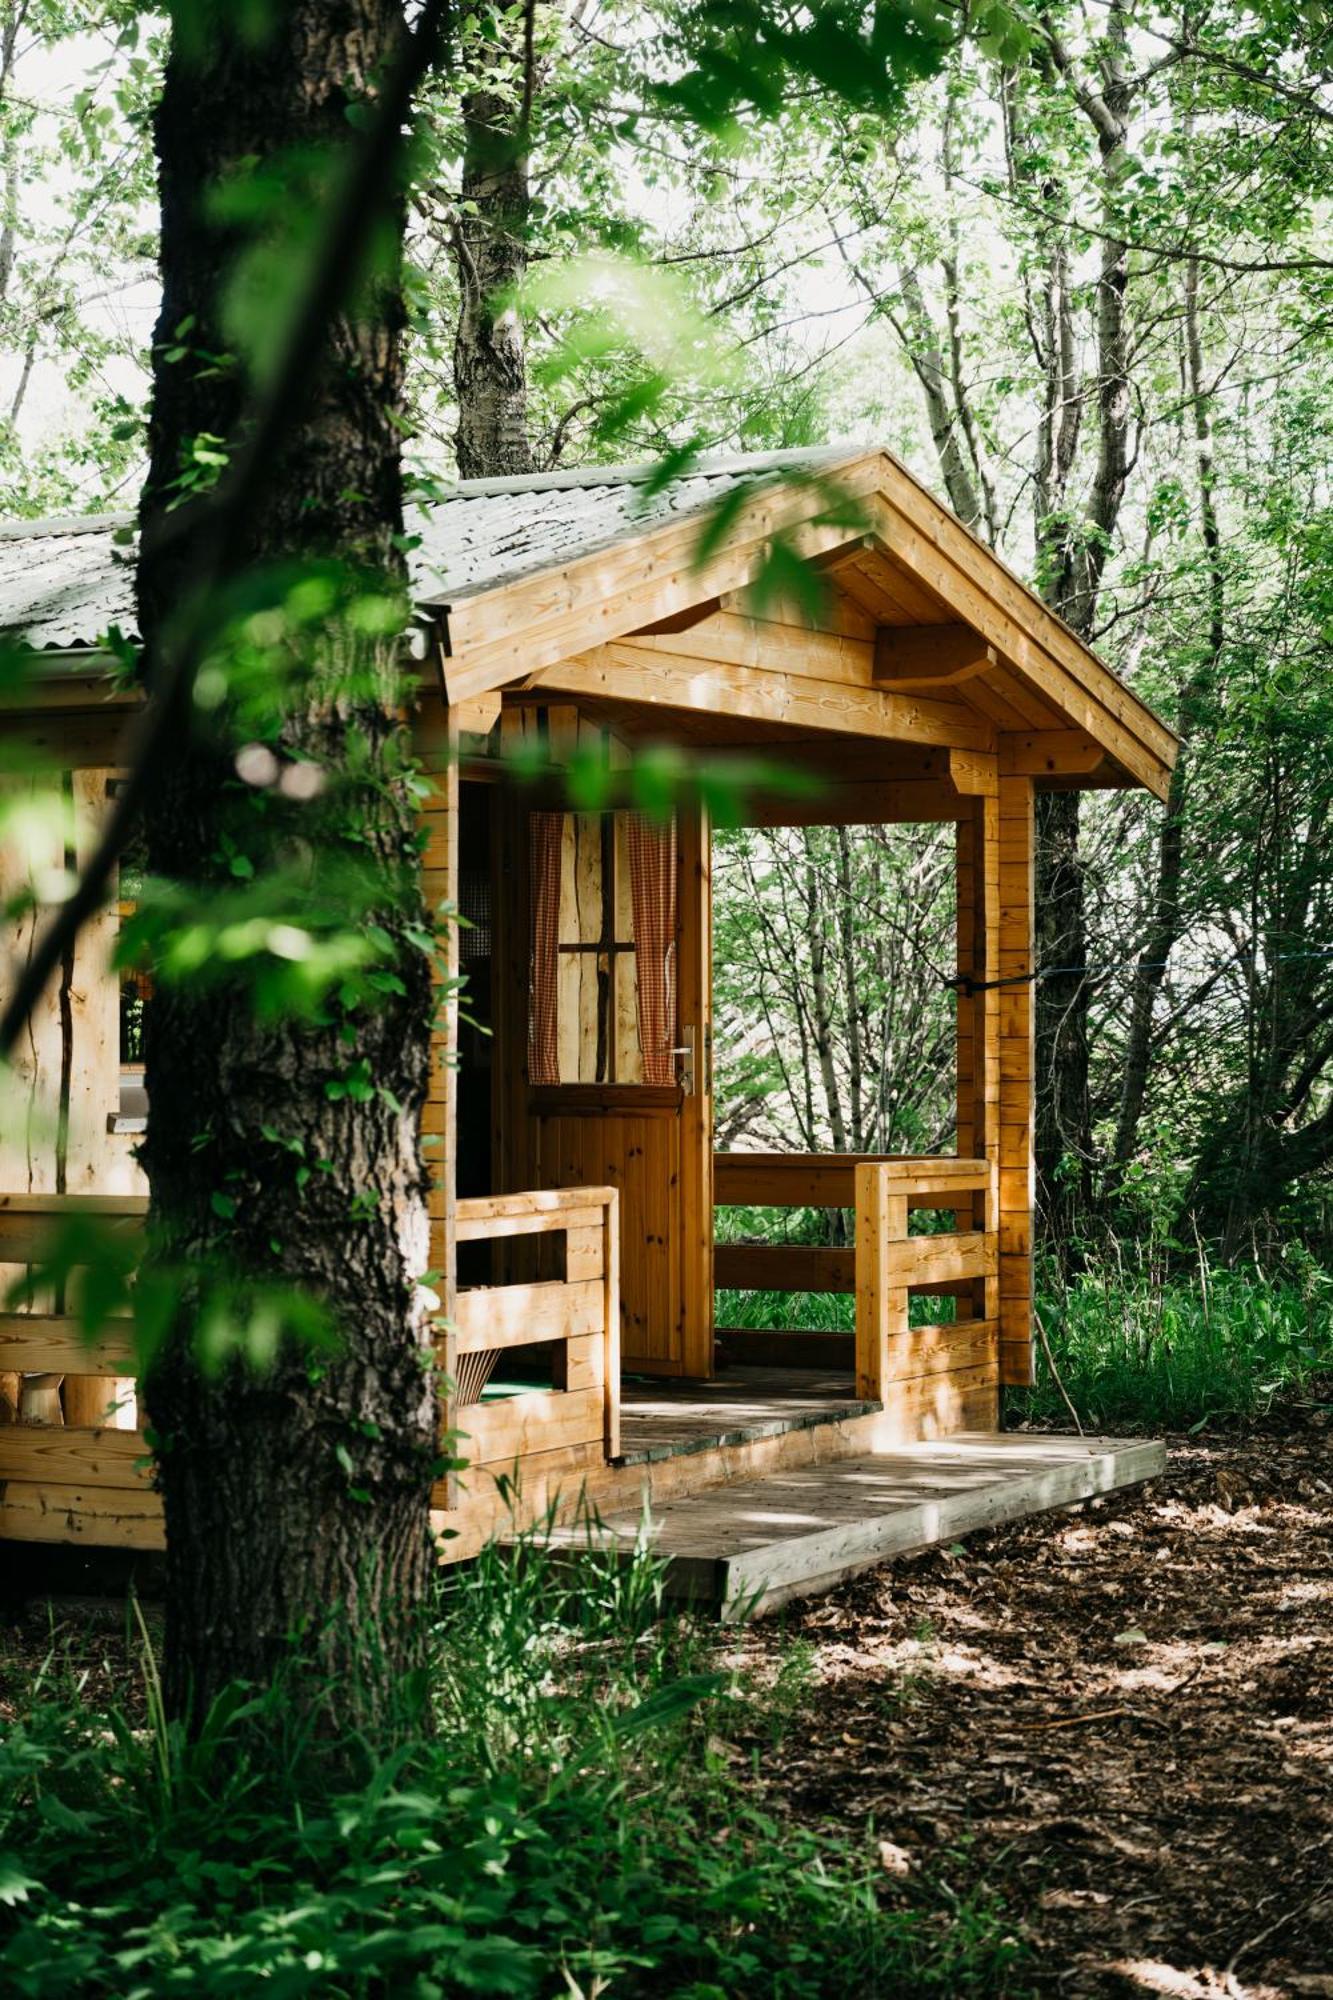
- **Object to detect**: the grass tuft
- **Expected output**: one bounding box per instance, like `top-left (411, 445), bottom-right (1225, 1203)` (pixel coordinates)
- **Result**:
top-left (1019, 1251), bottom-right (1333, 1433)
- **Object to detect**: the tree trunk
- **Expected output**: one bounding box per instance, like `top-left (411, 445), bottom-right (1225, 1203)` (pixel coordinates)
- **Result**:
top-left (834, 827), bottom-right (866, 1152)
top-left (1113, 255), bottom-right (1222, 1175)
top-left (451, 6), bottom-right (534, 480)
top-left (802, 831), bottom-right (848, 1156)
top-left (137, 0), bottom-right (438, 1733)
top-left (1016, 13), bottom-right (1136, 1252)
top-left (1032, 789), bottom-right (1093, 1235)
top-left (893, 259), bottom-right (986, 533)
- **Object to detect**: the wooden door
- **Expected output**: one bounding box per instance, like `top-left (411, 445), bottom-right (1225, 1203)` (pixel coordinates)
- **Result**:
top-left (503, 796), bottom-right (713, 1379)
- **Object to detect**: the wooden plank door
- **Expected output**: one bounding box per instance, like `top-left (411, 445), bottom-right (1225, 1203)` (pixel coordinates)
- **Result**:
top-left (506, 797), bottom-right (713, 1379)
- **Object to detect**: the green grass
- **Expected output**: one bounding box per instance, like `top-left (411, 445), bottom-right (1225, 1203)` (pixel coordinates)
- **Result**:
top-left (715, 1285), bottom-right (856, 1332)
top-left (1018, 1253), bottom-right (1333, 1433)
top-left (0, 1526), bottom-right (1026, 1997)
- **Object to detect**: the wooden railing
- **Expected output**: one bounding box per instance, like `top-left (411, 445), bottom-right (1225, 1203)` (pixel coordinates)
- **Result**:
top-left (452, 1186), bottom-right (620, 1471)
top-left (852, 1159), bottom-right (994, 1403)
top-left (0, 1184), bottom-right (621, 1508)
top-left (713, 1153), bottom-right (996, 1403)
top-left (0, 1193), bottom-right (144, 1430)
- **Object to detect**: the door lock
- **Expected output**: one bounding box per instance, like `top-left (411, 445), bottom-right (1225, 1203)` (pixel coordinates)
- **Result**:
top-left (672, 1026), bottom-right (695, 1095)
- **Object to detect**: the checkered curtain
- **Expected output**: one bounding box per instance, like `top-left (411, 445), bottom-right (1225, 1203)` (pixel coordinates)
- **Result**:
top-left (628, 811), bottom-right (677, 1085)
top-left (528, 810), bottom-right (563, 1084)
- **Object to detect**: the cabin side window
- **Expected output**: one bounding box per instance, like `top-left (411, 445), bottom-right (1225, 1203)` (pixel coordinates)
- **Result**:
top-left (528, 808), bottom-right (677, 1087)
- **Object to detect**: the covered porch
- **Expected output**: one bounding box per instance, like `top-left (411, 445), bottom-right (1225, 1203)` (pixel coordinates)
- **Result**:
top-left (0, 446), bottom-right (1178, 1592)
top-left (0, 1176), bottom-right (1164, 1597)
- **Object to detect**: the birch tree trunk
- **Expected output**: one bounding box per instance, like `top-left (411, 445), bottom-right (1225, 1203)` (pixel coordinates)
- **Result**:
top-left (1113, 254), bottom-right (1222, 1174)
top-left (451, 5), bottom-right (534, 479)
top-left (137, 0), bottom-right (438, 1732)
top-left (1017, 10), bottom-right (1136, 1248)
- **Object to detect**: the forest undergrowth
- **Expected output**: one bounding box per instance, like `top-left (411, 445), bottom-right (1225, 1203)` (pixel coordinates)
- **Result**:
top-left (738, 1378), bottom-right (1333, 1997)
top-left (0, 1528), bottom-right (1020, 1998)
top-left (4, 1376), bottom-right (1331, 1997)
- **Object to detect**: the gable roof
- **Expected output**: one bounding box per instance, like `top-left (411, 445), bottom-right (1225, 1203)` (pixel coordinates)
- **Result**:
top-left (0, 446), bottom-right (849, 653)
top-left (0, 444), bottom-right (1177, 798)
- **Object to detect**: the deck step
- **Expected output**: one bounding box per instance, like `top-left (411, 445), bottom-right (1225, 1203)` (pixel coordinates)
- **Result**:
top-left (554, 1433), bottom-right (1166, 1616)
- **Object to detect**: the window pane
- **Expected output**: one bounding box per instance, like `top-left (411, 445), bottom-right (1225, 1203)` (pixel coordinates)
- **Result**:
top-left (528, 807), bottom-right (677, 1087)
top-left (613, 813), bottom-right (643, 1083)
top-left (556, 812), bottom-right (605, 1082)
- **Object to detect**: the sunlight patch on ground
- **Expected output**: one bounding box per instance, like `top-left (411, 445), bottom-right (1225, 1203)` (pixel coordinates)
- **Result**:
top-left (1107, 1960), bottom-right (1236, 1998)
top-left (930, 1643), bottom-right (1026, 1686)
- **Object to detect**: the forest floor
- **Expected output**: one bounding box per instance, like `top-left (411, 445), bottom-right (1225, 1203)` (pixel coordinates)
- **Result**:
top-left (3, 1388), bottom-right (1330, 1997)
top-left (733, 1382), bottom-right (1333, 1998)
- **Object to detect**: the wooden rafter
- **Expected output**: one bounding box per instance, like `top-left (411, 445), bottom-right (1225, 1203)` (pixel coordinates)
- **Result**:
top-left (874, 622), bottom-right (997, 690)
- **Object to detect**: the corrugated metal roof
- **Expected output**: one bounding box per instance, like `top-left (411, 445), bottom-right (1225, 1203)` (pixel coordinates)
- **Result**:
top-left (0, 446), bottom-right (854, 651)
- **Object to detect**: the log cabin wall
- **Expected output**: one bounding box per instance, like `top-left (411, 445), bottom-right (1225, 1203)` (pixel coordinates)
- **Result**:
top-left (1, 764), bottom-right (143, 1435)
top-left (416, 697), bottom-right (459, 1487)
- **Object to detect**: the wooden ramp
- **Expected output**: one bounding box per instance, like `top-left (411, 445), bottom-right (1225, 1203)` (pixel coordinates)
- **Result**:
top-left (553, 1433), bottom-right (1165, 1616)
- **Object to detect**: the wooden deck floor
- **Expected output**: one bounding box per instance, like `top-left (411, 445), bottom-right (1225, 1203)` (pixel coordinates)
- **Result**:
top-left (557, 1431), bottom-right (1167, 1615)
top-left (617, 1365), bottom-right (873, 1464)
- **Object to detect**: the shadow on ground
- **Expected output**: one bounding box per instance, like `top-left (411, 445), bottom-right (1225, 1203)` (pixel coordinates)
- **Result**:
top-left (735, 1383), bottom-right (1333, 1997)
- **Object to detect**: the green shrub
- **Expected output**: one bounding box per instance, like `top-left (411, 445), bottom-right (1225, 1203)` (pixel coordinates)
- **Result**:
top-left (0, 1529), bottom-right (1024, 1997)
top-left (1019, 1247), bottom-right (1333, 1432)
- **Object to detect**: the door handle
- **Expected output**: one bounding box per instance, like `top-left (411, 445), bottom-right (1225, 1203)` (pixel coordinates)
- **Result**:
top-left (671, 1027), bottom-right (695, 1095)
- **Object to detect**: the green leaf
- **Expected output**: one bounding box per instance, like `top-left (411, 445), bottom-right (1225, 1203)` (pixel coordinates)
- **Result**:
top-left (609, 1673), bottom-right (727, 1737)
top-left (0, 1856), bottom-right (35, 1906)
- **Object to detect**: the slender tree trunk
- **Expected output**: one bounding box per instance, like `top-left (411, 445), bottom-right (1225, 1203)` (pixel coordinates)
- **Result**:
top-left (1032, 789), bottom-right (1093, 1233)
top-left (1019, 13), bottom-right (1137, 1250)
top-left (802, 832), bottom-right (848, 1153)
top-left (1113, 254), bottom-right (1222, 1172)
top-left (834, 827), bottom-right (865, 1151)
top-left (451, 4), bottom-right (534, 479)
top-left (0, 3), bottom-right (28, 314)
top-left (892, 259), bottom-right (985, 532)
top-left (138, 0), bottom-right (438, 1732)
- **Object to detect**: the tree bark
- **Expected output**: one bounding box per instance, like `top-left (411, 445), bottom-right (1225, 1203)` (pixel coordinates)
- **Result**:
top-left (802, 831), bottom-right (849, 1157)
top-left (1014, 12), bottom-right (1137, 1248)
top-left (893, 258), bottom-right (986, 533)
top-left (137, 0), bottom-right (438, 1733)
top-left (1113, 254), bottom-right (1222, 1174)
top-left (1032, 788), bottom-right (1093, 1230)
top-left (451, 5), bottom-right (534, 479)
top-left (0, 4), bottom-right (27, 313)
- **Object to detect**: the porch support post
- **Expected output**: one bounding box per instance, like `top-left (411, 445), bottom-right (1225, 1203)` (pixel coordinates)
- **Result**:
top-left (996, 771), bottom-right (1036, 1386)
top-left (854, 1166), bottom-right (908, 1402)
top-left (677, 798), bottom-right (715, 1379)
top-left (953, 757), bottom-right (1001, 1345)
top-left (602, 1187), bottom-right (621, 1457)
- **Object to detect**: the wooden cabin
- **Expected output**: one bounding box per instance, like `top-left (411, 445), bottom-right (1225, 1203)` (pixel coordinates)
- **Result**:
top-left (0, 447), bottom-right (1177, 1605)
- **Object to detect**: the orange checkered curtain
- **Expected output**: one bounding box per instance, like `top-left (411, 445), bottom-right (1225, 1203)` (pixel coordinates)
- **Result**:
top-left (628, 811), bottom-right (677, 1085)
top-left (528, 810), bottom-right (563, 1084)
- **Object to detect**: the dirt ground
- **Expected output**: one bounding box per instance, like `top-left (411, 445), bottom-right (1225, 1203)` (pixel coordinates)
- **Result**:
top-left (736, 1386), bottom-right (1333, 1998)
